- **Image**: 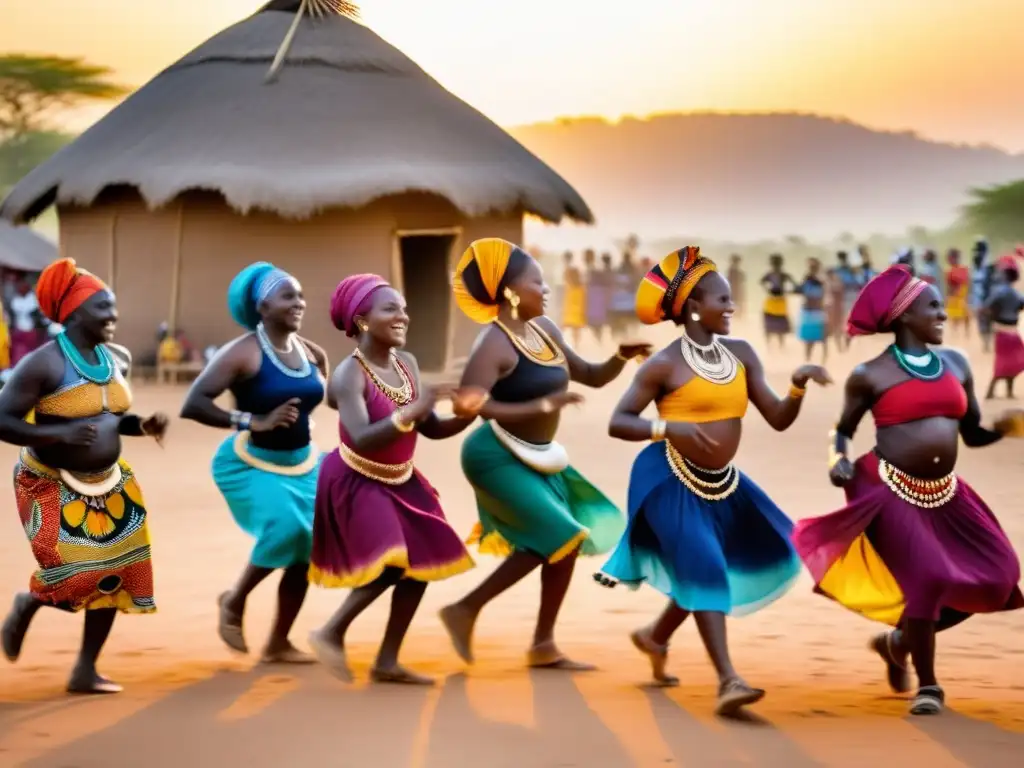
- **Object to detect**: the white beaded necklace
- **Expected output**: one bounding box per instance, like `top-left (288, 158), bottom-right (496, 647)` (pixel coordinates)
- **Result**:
top-left (679, 330), bottom-right (739, 384)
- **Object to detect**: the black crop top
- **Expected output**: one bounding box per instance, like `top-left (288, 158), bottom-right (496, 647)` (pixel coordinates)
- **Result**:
top-left (491, 329), bottom-right (570, 403)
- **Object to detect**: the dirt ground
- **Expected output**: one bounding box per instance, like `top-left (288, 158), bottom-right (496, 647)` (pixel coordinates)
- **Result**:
top-left (2, 314), bottom-right (1023, 767)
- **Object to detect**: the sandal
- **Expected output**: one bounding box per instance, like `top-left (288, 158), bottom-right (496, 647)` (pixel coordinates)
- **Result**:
top-left (370, 665), bottom-right (435, 686)
top-left (909, 685), bottom-right (944, 716)
top-left (527, 641), bottom-right (597, 671)
top-left (715, 678), bottom-right (765, 717)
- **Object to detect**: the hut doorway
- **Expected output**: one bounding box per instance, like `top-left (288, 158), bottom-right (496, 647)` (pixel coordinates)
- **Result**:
top-left (394, 229), bottom-right (459, 372)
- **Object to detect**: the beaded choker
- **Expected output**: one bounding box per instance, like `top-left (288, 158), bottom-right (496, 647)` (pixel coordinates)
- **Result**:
top-left (878, 458), bottom-right (956, 508)
top-left (665, 443), bottom-right (739, 501)
top-left (56, 332), bottom-right (114, 385)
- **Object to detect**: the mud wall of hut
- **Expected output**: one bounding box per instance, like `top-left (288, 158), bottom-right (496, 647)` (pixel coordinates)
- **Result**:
top-left (57, 189), bottom-right (522, 369)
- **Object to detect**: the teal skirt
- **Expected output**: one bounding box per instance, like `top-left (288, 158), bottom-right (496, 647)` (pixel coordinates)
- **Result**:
top-left (212, 432), bottom-right (322, 569)
top-left (461, 423), bottom-right (625, 562)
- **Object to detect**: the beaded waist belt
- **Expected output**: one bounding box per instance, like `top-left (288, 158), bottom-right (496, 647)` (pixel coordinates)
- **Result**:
top-left (665, 443), bottom-right (739, 501)
top-left (21, 449), bottom-right (122, 498)
top-left (338, 443), bottom-right (413, 485)
top-left (878, 457), bottom-right (956, 508)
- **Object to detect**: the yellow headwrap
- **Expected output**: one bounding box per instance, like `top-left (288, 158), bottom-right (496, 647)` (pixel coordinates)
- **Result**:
top-left (452, 238), bottom-right (515, 324)
top-left (635, 246), bottom-right (717, 325)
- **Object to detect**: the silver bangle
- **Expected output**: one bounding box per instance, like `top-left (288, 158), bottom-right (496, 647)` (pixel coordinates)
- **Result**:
top-left (230, 410), bottom-right (252, 431)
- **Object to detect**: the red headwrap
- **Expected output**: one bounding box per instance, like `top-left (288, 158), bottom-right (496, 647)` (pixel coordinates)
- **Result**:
top-left (330, 274), bottom-right (390, 336)
top-left (846, 265), bottom-right (927, 336)
top-left (36, 258), bottom-right (109, 324)
top-left (998, 254), bottom-right (1019, 272)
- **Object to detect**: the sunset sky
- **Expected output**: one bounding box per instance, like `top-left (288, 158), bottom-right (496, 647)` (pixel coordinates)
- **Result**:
top-left (3, 0), bottom-right (1024, 151)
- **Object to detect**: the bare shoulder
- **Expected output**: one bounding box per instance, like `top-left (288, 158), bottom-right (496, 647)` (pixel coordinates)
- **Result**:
top-left (105, 342), bottom-right (132, 375)
top-left (208, 333), bottom-right (261, 375)
top-left (936, 346), bottom-right (970, 378)
top-left (719, 336), bottom-right (758, 366)
top-left (297, 336), bottom-right (327, 364)
top-left (395, 349), bottom-right (421, 375)
top-left (533, 315), bottom-right (561, 337)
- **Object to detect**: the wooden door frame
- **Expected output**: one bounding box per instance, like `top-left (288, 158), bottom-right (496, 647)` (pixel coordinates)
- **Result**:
top-left (390, 227), bottom-right (463, 373)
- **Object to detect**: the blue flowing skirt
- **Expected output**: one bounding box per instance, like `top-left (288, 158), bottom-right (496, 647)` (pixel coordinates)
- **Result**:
top-left (212, 433), bottom-right (322, 569)
top-left (798, 309), bottom-right (827, 342)
top-left (597, 443), bottom-right (801, 615)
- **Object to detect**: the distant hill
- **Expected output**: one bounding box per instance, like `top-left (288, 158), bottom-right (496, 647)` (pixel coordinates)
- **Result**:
top-left (509, 113), bottom-right (1024, 243)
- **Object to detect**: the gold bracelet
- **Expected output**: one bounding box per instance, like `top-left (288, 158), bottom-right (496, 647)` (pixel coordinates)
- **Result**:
top-left (615, 351), bottom-right (630, 362)
top-left (650, 419), bottom-right (667, 442)
top-left (827, 428), bottom-right (846, 469)
top-left (788, 383), bottom-right (807, 399)
top-left (391, 410), bottom-right (415, 433)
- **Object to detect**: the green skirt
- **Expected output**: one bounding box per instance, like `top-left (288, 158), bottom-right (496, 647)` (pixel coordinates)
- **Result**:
top-left (461, 423), bottom-right (625, 563)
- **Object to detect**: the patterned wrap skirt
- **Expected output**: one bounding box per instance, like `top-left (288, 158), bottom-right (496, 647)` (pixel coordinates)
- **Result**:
top-left (15, 450), bottom-right (155, 613)
top-left (597, 442), bottom-right (801, 615)
top-left (212, 432), bottom-right (321, 569)
top-left (461, 422), bottom-right (625, 563)
top-left (793, 452), bottom-right (1023, 625)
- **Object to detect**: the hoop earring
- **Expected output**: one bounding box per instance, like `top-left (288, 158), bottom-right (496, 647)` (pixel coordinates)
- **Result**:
top-left (503, 287), bottom-right (521, 320)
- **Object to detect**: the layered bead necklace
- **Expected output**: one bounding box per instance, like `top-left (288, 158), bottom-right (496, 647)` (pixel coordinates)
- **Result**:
top-left (494, 320), bottom-right (565, 367)
top-left (889, 344), bottom-right (943, 381)
top-left (353, 348), bottom-right (413, 406)
top-left (679, 330), bottom-right (739, 384)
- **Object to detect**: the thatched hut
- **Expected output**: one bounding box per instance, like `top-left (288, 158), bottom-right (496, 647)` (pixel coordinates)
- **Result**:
top-left (0, 220), bottom-right (57, 272)
top-left (0, 1), bottom-right (591, 369)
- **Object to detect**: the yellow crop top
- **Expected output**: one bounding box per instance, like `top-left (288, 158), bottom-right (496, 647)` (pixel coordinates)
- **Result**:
top-left (35, 368), bottom-right (132, 419)
top-left (657, 366), bottom-right (748, 424)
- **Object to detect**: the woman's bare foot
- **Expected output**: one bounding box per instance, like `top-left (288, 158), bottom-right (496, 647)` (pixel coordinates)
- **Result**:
top-left (308, 630), bottom-right (352, 682)
top-left (217, 591), bottom-right (247, 654)
top-left (2, 593), bottom-right (38, 662)
top-left (630, 627), bottom-right (679, 686)
top-left (261, 641), bottom-right (316, 665)
top-left (67, 668), bottom-right (123, 695)
top-left (715, 677), bottom-right (765, 717)
top-left (870, 632), bottom-right (910, 693)
top-left (370, 664), bottom-right (435, 686)
top-left (439, 604), bottom-right (477, 664)
top-left (527, 640), bottom-right (597, 672)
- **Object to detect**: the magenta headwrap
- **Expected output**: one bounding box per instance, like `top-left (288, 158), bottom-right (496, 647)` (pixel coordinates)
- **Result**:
top-left (330, 274), bottom-right (390, 336)
top-left (846, 265), bottom-right (927, 337)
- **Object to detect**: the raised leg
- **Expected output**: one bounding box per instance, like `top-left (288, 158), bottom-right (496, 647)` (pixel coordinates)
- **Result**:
top-left (2, 592), bottom-right (43, 662)
top-left (219, 562), bottom-right (274, 653)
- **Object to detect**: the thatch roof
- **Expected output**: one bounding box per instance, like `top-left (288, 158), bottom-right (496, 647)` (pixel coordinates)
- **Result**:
top-left (0, 220), bottom-right (57, 271)
top-left (0, 4), bottom-right (592, 226)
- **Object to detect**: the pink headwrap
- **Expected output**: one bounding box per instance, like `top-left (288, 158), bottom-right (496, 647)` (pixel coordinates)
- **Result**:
top-left (330, 274), bottom-right (390, 336)
top-left (846, 265), bottom-right (927, 337)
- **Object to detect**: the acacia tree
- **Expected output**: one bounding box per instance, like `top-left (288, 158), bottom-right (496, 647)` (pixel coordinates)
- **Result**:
top-left (962, 180), bottom-right (1024, 245)
top-left (0, 54), bottom-right (127, 146)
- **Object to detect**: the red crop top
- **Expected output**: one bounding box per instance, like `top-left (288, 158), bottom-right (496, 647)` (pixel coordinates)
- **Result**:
top-left (871, 372), bottom-right (968, 428)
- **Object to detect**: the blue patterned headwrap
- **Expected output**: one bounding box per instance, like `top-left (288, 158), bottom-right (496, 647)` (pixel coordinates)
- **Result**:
top-left (226, 262), bottom-right (293, 330)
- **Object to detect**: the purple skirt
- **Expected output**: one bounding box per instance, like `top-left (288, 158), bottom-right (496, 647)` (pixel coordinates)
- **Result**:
top-left (793, 452), bottom-right (1023, 625)
top-left (309, 448), bottom-right (474, 588)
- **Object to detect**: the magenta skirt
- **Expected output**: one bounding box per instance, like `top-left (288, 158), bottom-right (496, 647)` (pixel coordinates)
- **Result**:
top-left (994, 329), bottom-right (1024, 379)
top-left (309, 448), bottom-right (474, 588)
top-left (793, 452), bottom-right (1023, 625)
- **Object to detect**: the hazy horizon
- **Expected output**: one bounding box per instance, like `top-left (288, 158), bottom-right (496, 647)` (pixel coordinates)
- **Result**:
top-left (3, 0), bottom-right (1024, 151)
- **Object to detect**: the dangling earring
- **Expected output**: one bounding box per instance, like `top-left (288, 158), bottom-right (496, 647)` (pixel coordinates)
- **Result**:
top-left (503, 287), bottom-right (521, 320)
top-left (359, 323), bottom-right (368, 332)
top-left (691, 312), bottom-right (700, 322)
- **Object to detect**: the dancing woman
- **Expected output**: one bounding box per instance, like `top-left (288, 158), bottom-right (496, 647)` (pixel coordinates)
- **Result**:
top-left (594, 246), bottom-right (829, 716)
top-left (306, 275), bottom-right (479, 685)
top-left (792, 265), bottom-right (1023, 716)
top-left (984, 256), bottom-right (1024, 400)
top-left (439, 238), bottom-right (649, 669)
top-left (180, 262), bottom-right (327, 663)
top-left (0, 259), bottom-right (168, 694)
top-left (760, 254), bottom-right (795, 347)
top-left (944, 248), bottom-right (970, 338)
top-left (796, 257), bottom-right (828, 363)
